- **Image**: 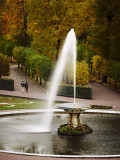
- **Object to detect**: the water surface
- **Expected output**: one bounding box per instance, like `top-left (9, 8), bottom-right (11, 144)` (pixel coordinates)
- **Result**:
top-left (0, 113), bottom-right (120, 155)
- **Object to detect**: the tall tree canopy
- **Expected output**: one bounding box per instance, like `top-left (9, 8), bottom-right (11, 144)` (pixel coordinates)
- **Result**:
top-left (1, 0), bottom-right (30, 46)
top-left (0, 0), bottom-right (6, 36)
top-left (90, 0), bottom-right (120, 60)
top-left (28, 0), bottom-right (95, 60)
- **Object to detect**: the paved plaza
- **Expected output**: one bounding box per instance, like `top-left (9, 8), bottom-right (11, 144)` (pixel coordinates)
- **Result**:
top-left (0, 65), bottom-right (120, 160)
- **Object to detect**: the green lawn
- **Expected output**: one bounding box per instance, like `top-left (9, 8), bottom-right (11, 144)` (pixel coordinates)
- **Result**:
top-left (0, 96), bottom-right (48, 110)
top-left (0, 96), bottom-right (112, 110)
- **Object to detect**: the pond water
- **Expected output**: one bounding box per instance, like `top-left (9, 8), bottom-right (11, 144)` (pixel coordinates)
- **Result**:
top-left (0, 113), bottom-right (120, 156)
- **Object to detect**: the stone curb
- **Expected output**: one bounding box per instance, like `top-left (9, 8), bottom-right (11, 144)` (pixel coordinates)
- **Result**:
top-left (0, 150), bottom-right (120, 158)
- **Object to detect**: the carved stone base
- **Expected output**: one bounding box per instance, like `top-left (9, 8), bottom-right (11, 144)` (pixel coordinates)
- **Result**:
top-left (68, 113), bottom-right (81, 127)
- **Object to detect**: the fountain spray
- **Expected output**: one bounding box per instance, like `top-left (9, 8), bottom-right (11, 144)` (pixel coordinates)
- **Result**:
top-left (39, 29), bottom-right (77, 132)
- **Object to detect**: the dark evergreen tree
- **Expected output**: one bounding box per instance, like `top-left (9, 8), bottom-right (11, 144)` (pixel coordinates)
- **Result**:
top-left (90, 0), bottom-right (120, 82)
top-left (90, 0), bottom-right (120, 59)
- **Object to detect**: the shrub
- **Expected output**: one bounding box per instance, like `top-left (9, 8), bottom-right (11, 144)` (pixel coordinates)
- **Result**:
top-left (4, 41), bottom-right (15, 59)
top-left (23, 48), bottom-right (37, 69)
top-left (0, 53), bottom-right (10, 78)
top-left (76, 61), bottom-right (89, 85)
top-left (29, 54), bottom-right (41, 75)
top-left (92, 55), bottom-right (103, 79)
top-left (13, 46), bottom-right (24, 67)
top-left (112, 62), bottom-right (120, 83)
top-left (0, 40), bottom-right (6, 53)
top-left (37, 56), bottom-right (52, 82)
top-left (92, 55), bottom-right (103, 72)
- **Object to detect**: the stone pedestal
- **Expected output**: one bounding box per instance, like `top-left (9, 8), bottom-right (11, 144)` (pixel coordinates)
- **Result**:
top-left (56, 103), bottom-right (93, 136)
top-left (68, 113), bottom-right (81, 128)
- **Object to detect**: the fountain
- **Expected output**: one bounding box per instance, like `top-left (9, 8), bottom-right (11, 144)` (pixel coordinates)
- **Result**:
top-left (57, 103), bottom-right (93, 136)
top-left (43, 28), bottom-right (93, 135)
top-left (0, 29), bottom-right (120, 157)
top-left (42, 28), bottom-right (93, 136)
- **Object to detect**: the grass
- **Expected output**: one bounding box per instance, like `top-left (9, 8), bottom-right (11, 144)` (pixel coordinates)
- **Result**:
top-left (91, 105), bottom-right (112, 109)
top-left (0, 96), bottom-right (112, 110)
top-left (0, 96), bottom-right (49, 110)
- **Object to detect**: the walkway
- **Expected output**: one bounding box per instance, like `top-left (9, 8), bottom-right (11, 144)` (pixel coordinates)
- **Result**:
top-left (0, 65), bottom-right (120, 160)
top-left (0, 65), bottom-right (120, 111)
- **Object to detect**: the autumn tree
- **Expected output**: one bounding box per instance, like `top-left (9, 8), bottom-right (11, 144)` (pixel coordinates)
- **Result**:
top-left (28, 0), bottom-right (95, 60)
top-left (68, 60), bottom-right (89, 85)
top-left (112, 62), bottom-right (120, 89)
top-left (3, 41), bottom-right (15, 62)
top-left (13, 46), bottom-right (24, 68)
top-left (92, 55), bottom-right (102, 79)
top-left (76, 61), bottom-right (89, 85)
top-left (90, 0), bottom-right (120, 83)
top-left (90, 0), bottom-right (120, 61)
top-left (2, 0), bottom-right (30, 46)
top-left (0, 53), bottom-right (9, 78)
top-left (38, 56), bottom-right (52, 85)
top-left (29, 54), bottom-right (41, 79)
top-left (0, 0), bottom-right (7, 36)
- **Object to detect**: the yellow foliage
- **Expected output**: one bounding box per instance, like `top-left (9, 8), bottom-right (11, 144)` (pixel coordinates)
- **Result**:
top-left (92, 55), bottom-right (103, 71)
top-left (76, 61), bottom-right (89, 85)
top-left (67, 61), bottom-right (89, 85)
top-left (28, 0), bottom-right (95, 60)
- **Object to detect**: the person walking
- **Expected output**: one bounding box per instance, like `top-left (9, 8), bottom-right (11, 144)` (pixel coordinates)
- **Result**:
top-left (21, 81), bottom-right (25, 93)
top-left (25, 81), bottom-right (29, 92)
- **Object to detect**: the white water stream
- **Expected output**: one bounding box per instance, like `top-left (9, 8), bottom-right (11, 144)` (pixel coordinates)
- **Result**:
top-left (41, 29), bottom-right (77, 131)
top-left (25, 29), bottom-right (77, 132)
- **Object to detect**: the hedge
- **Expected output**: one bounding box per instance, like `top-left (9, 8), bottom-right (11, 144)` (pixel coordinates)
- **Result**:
top-left (58, 85), bottom-right (92, 99)
top-left (0, 79), bottom-right (14, 91)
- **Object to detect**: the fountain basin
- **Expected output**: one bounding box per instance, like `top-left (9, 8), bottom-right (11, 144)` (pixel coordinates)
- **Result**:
top-left (56, 103), bottom-right (91, 113)
top-left (0, 110), bottom-right (120, 157)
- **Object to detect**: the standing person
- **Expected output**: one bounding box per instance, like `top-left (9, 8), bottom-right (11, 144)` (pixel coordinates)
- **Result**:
top-left (21, 81), bottom-right (25, 93)
top-left (25, 81), bottom-right (29, 92)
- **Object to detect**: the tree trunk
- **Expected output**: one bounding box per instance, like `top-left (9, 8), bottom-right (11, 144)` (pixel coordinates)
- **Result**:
top-left (114, 81), bottom-right (117, 89)
top-left (25, 68), bottom-right (27, 73)
top-left (98, 71), bottom-right (100, 80)
top-left (36, 76), bottom-right (38, 82)
top-left (18, 63), bottom-right (20, 68)
top-left (28, 68), bottom-right (30, 76)
top-left (93, 69), bottom-right (95, 76)
top-left (44, 81), bottom-right (46, 87)
top-left (32, 73), bottom-right (34, 79)
top-left (40, 77), bottom-right (42, 85)
top-left (11, 56), bottom-right (12, 63)
top-left (102, 75), bottom-right (107, 83)
top-left (90, 65), bottom-right (92, 74)
top-left (109, 78), bottom-right (111, 86)
top-left (66, 75), bottom-right (69, 84)
top-left (56, 39), bottom-right (61, 60)
top-left (21, 65), bottom-right (23, 71)
top-left (23, 0), bottom-right (28, 47)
